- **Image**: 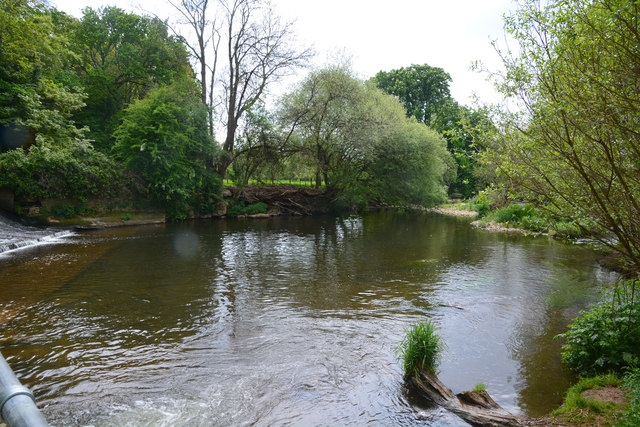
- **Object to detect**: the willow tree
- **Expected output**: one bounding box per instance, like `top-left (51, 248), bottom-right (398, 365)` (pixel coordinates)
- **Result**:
top-left (278, 65), bottom-right (452, 207)
top-left (485, 0), bottom-right (640, 272)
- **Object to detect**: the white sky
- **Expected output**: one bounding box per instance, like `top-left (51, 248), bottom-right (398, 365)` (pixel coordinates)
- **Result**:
top-left (53, 0), bottom-right (516, 106)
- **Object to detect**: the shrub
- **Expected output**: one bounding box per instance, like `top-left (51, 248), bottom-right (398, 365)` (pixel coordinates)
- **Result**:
top-left (557, 280), bottom-right (640, 375)
top-left (50, 204), bottom-right (76, 218)
top-left (0, 142), bottom-right (125, 200)
top-left (617, 368), bottom-right (640, 426)
top-left (226, 202), bottom-right (245, 217)
top-left (473, 383), bottom-right (487, 392)
top-left (245, 202), bottom-right (267, 215)
top-left (467, 199), bottom-right (490, 217)
top-left (112, 80), bottom-right (220, 221)
top-left (396, 320), bottom-right (445, 378)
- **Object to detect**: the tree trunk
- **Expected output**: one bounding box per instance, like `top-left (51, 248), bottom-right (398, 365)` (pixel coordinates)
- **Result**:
top-left (409, 369), bottom-right (526, 426)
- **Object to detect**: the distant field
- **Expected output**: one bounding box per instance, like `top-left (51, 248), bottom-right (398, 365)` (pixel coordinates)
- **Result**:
top-left (222, 179), bottom-right (322, 188)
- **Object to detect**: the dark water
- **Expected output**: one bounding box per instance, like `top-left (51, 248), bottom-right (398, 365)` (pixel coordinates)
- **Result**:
top-left (0, 211), bottom-right (618, 425)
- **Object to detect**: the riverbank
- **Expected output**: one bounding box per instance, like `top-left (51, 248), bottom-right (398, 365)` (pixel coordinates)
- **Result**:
top-left (433, 203), bottom-right (638, 427)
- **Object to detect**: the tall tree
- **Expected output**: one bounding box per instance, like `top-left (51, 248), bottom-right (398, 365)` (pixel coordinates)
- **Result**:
top-left (113, 79), bottom-right (219, 220)
top-left (278, 65), bottom-right (452, 207)
top-left (485, 0), bottom-right (640, 273)
top-left (373, 64), bottom-right (453, 129)
top-left (165, 0), bottom-right (219, 135)
top-left (70, 6), bottom-right (193, 152)
top-left (217, 0), bottom-right (311, 176)
top-left (0, 0), bottom-right (87, 148)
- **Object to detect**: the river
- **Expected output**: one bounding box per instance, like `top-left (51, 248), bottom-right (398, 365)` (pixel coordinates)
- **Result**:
top-left (0, 211), bottom-right (618, 426)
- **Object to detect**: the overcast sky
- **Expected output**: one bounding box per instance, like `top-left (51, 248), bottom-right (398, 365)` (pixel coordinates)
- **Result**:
top-left (53, 0), bottom-right (516, 106)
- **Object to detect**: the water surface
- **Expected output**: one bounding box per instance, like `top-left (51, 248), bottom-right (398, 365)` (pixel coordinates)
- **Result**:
top-left (0, 211), bottom-right (617, 425)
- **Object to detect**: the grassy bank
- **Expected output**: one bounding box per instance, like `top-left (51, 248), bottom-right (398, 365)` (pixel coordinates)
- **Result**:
top-left (440, 199), bottom-right (588, 239)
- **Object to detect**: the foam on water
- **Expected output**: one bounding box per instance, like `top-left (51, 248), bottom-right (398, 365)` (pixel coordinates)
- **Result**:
top-left (0, 213), bottom-right (74, 255)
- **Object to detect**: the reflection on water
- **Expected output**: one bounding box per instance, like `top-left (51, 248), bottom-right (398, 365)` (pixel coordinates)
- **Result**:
top-left (0, 211), bottom-right (618, 425)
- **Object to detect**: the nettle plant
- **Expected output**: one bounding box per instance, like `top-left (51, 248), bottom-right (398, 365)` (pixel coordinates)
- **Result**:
top-left (557, 280), bottom-right (640, 375)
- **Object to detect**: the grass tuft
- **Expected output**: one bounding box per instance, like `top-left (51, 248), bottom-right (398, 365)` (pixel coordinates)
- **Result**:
top-left (473, 383), bottom-right (487, 392)
top-left (396, 320), bottom-right (445, 378)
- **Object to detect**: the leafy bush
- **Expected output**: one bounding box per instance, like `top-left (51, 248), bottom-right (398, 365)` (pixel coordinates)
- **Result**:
top-left (616, 368), bottom-right (640, 426)
top-left (0, 142), bottom-right (125, 200)
top-left (113, 80), bottom-right (220, 221)
top-left (557, 280), bottom-right (640, 375)
top-left (466, 199), bottom-right (489, 217)
top-left (245, 202), bottom-right (267, 215)
top-left (226, 202), bottom-right (245, 217)
top-left (50, 204), bottom-right (76, 218)
top-left (396, 320), bottom-right (445, 378)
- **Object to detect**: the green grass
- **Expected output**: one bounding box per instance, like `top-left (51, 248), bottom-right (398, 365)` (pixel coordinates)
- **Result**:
top-left (473, 383), bottom-right (487, 392)
top-left (223, 178), bottom-right (322, 188)
top-left (396, 320), bottom-right (445, 378)
top-left (617, 368), bottom-right (640, 426)
top-left (551, 374), bottom-right (625, 424)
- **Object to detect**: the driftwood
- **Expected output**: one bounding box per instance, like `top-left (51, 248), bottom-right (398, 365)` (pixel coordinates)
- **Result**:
top-left (231, 185), bottom-right (332, 215)
top-left (409, 369), bottom-right (526, 426)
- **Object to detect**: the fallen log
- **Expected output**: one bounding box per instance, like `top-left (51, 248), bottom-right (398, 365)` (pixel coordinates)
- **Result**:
top-left (408, 369), bottom-right (527, 426)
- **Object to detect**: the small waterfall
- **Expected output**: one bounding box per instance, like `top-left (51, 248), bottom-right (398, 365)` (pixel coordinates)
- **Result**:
top-left (0, 212), bottom-right (74, 255)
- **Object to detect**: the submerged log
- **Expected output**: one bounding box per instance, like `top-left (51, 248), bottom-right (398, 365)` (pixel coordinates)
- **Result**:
top-left (409, 369), bottom-right (526, 426)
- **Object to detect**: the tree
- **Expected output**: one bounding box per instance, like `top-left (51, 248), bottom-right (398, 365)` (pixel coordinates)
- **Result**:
top-left (373, 64), bottom-right (453, 129)
top-left (278, 65), bottom-right (369, 189)
top-left (0, 0), bottom-right (88, 148)
top-left (164, 0), bottom-right (219, 135)
top-left (217, 0), bottom-right (312, 176)
top-left (373, 64), bottom-right (494, 197)
top-left (485, 0), bottom-right (640, 273)
top-left (278, 65), bottom-right (453, 208)
top-left (113, 79), bottom-right (220, 220)
top-left (70, 6), bottom-right (193, 152)
top-left (368, 119), bottom-right (451, 207)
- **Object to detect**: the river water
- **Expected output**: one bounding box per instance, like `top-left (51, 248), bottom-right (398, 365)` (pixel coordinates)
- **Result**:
top-left (0, 211), bottom-right (618, 426)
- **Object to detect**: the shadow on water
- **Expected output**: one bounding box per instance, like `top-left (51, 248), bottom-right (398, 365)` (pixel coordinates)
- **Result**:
top-left (0, 211), bottom-right (618, 425)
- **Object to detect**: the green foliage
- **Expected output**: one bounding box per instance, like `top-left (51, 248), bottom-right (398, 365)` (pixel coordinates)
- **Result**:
top-left (0, 142), bottom-right (124, 200)
top-left (70, 6), bottom-right (193, 152)
top-left (278, 65), bottom-right (453, 210)
top-left (244, 202), bottom-right (267, 215)
top-left (226, 203), bottom-right (244, 217)
top-left (49, 204), bottom-right (75, 218)
top-left (466, 199), bottom-right (490, 217)
top-left (485, 0), bottom-right (640, 272)
top-left (373, 65), bottom-right (495, 198)
top-left (617, 368), bottom-right (640, 427)
top-left (113, 80), bottom-right (220, 221)
top-left (368, 119), bottom-right (450, 207)
top-left (552, 374), bottom-right (623, 421)
top-left (557, 280), bottom-right (640, 375)
top-left (1, 0), bottom-right (89, 148)
top-left (225, 201), bottom-right (268, 216)
top-left (396, 320), bottom-right (445, 378)
top-left (373, 64), bottom-right (452, 127)
top-left (473, 383), bottom-right (487, 392)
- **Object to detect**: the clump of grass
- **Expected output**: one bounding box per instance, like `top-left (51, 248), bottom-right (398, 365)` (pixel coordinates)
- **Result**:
top-left (473, 383), bottom-right (487, 392)
top-left (551, 374), bottom-right (624, 423)
top-left (397, 320), bottom-right (445, 378)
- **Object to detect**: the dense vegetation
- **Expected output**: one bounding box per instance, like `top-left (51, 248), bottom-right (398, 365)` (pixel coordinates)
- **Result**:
top-left (0, 0), bottom-right (480, 219)
top-left (478, 0), bottom-right (640, 422)
top-left (1, 0), bottom-right (639, 419)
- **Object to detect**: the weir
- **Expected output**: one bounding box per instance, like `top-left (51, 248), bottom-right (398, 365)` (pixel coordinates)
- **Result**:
top-left (0, 211), bottom-right (72, 255)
